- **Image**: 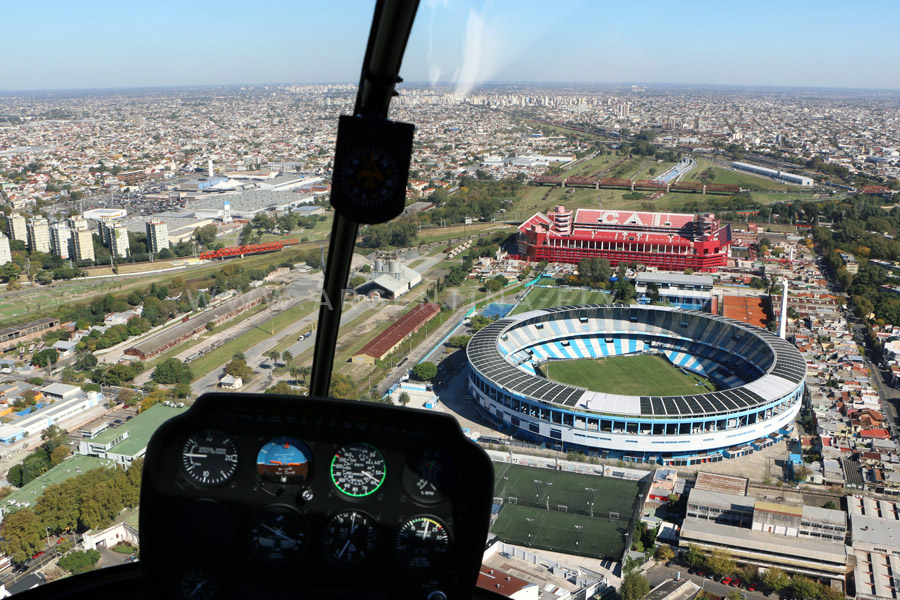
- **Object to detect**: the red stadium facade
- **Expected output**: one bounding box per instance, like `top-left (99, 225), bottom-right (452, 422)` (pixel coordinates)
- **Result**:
top-left (517, 206), bottom-right (731, 272)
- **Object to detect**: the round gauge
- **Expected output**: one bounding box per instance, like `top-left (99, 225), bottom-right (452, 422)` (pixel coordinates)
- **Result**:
top-left (395, 516), bottom-right (450, 570)
top-left (403, 449), bottom-right (454, 504)
top-left (180, 569), bottom-right (217, 600)
top-left (335, 146), bottom-right (402, 210)
top-left (330, 442), bottom-right (386, 497)
top-left (181, 430), bottom-right (239, 488)
top-left (248, 505), bottom-right (306, 563)
top-left (256, 436), bottom-right (313, 484)
top-left (322, 510), bottom-right (379, 564)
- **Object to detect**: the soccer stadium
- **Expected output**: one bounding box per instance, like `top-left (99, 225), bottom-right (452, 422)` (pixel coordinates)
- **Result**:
top-left (466, 304), bottom-right (806, 465)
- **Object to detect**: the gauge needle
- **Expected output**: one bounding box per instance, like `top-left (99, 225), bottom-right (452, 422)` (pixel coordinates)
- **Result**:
top-left (338, 539), bottom-right (352, 558)
top-left (422, 520), bottom-right (430, 539)
top-left (261, 523), bottom-right (292, 541)
top-left (361, 471), bottom-right (381, 484)
top-left (184, 453), bottom-right (208, 458)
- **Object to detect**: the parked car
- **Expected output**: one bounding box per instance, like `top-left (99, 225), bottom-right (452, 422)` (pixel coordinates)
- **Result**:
top-left (747, 584), bottom-right (757, 592)
top-left (722, 577), bottom-right (733, 586)
top-left (31, 551), bottom-right (44, 560)
top-left (731, 579), bottom-right (742, 588)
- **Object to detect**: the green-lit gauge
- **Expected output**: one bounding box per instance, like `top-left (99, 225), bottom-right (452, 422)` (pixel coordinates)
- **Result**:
top-left (395, 516), bottom-right (450, 570)
top-left (330, 442), bottom-right (386, 497)
top-left (322, 511), bottom-right (379, 564)
top-left (181, 430), bottom-right (239, 488)
top-left (248, 505), bottom-right (306, 563)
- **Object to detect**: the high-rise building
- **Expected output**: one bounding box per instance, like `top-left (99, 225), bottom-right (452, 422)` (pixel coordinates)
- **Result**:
top-left (73, 227), bottom-right (95, 263)
top-left (98, 219), bottom-right (114, 247)
top-left (145, 219), bottom-right (170, 254)
top-left (26, 217), bottom-right (51, 254)
top-left (50, 222), bottom-right (72, 259)
top-left (66, 216), bottom-right (88, 231)
top-left (6, 213), bottom-right (26, 243)
top-left (110, 224), bottom-right (130, 258)
top-left (0, 234), bottom-right (11, 266)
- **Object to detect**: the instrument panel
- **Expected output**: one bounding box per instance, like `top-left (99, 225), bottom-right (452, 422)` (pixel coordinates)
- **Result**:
top-left (140, 393), bottom-right (493, 600)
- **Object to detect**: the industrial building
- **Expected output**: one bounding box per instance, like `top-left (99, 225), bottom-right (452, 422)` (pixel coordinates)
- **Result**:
top-left (352, 303), bottom-right (441, 364)
top-left (732, 162), bottom-right (814, 187)
top-left (848, 496), bottom-right (900, 600)
top-left (77, 403), bottom-right (187, 465)
top-left (355, 259), bottom-right (422, 299)
top-left (680, 474), bottom-right (847, 585)
top-left (125, 287), bottom-right (271, 359)
top-left (0, 386), bottom-right (103, 444)
top-left (518, 207), bottom-right (732, 272)
top-left (0, 317), bottom-right (61, 352)
top-left (635, 272), bottom-right (715, 311)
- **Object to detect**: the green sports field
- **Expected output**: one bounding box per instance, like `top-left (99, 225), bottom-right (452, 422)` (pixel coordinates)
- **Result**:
top-left (540, 354), bottom-right (715, 396)
top-left (490, 462), bottom-right (641, 560)
top-left (509, 287), bottom-right (612, 316)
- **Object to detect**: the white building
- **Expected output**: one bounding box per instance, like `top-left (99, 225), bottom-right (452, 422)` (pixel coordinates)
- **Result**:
top-left (5, 214), bottom-right (26, 243)
top-left (0, 390), bottom-right (102, 444)
top-left (26, 217), bottom-right (50, 253)
top-left (73, 227), bottom-right (95, 262)
top-left (110, 224), bottom-right (130, 258)
top-left (49, 222), bottom-right (72, 259)
top-left (145, 219), bottom-right (170, 254)
top-left (732, 161), bottom-right (814, 187)
top-left (0, 234), bottom-right (11, 266)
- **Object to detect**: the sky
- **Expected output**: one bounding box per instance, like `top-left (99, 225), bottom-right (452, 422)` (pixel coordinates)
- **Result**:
top-left (2, 0), bottom-right (899, 92)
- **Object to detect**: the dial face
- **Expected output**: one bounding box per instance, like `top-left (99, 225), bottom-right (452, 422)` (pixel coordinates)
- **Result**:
top-left (256, 436), bottom-right (313, 484)
top-left (181, 430), bottom-right (239, 488)
top-left (403, 449), bottom-right (454, 504)
top-left (337, 146), bottom-right (401, 210)
top-left (330, 442), bottom-right (386, 497)
top-left (248, 505), bottom-right (306, 563)
top-left (322, 511), bottom-right (378, 564)
top-left (395, 516), bottom-right (450, 570)
top-left (180, 569), bottom-right (217, 600)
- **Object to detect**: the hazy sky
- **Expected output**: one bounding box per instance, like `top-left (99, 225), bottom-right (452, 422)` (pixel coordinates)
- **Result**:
top-left (2, 0), bottom-right (898, 92)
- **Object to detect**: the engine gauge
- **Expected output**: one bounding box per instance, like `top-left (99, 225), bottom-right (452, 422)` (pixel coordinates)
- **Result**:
top-left (180, 569), bottom-right (217, 600)
top-left (248, 505), bottom-right (306, 563)
top-left (181, 430), bottom-right (239, 488)
top-left (395, 516), bottom-right (450, 570)
top-left (256, 436), bottom-right (313, 484)
top-left (330, 442), bottom-right (386, 497)
top-left (322, 510), bottom-right (378, 564)
top-left (403, 449), bottom-right (455, 504)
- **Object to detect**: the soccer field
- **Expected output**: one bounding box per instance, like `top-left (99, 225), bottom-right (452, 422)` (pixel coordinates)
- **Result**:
top-left (491, 462), bottom-right (640, 560)
top-left (509, 287), bottom-right (612, 315)
top-left (540, 354), bottom-right (715, 396)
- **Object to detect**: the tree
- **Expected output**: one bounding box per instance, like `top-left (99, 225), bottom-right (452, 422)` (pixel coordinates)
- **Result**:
top-left (685, 544), bottom-right (705, 569)
top-left (194, 224), bottom-right (218, 247)
top-left (41, 424), bottom-right (69, 454)
top-left (281, 350), bottom-right (293, 367)
top-left (763, 567), bottom-right (790, 593)
top-left (620, 572), bottom-right (650, 600)
top-left (32, 348), bottom-right (59, 368)
top-left (58, 550), bottom-right (101, 575)
top-left (412, 362), bottom-right (437, 381)
top-left (483, 278), bottom-right (502, 293)
top-left (655, 545), bottom-right (675, 561)
top-left (205, 321), bottom-right (215, 332)
top-left (50, 445), bottom-right (71, 466)
top-left (790, 577), bottom-right (820, 600)
top-left (398, 391), bottom-right (411, 407)
top-left (823, 500), bottom-right (838, 510)
top-left (151, 358), bottom-right (192, 385)
top-left (266, 349), bottom-right (281, 366)
top-left (349, 275), bottom-right (366, 289)
top-left (706, 548), bottom-right (735, 577)
top-left (446, 335), bottom-right (471, 349)
top-left (726, 590), bottom-right (743, 600)
top-left (0, 508), bottom-right (44, 563)
top-left (793, 464), bottom-right (811, 482)
top-left (646, 281), bottom-right (660, 303)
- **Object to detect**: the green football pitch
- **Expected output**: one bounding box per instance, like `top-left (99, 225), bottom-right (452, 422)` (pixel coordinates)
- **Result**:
top-left (509, 287), bottom-right (612, 316)
top-left (490, 462), bottom-right (641, 560)
top-left (539, 354), bottom-right (715, 396)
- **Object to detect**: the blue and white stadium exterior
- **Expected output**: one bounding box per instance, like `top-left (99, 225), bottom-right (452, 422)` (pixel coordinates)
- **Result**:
top-left (466, 304), bottom-right (806, 465)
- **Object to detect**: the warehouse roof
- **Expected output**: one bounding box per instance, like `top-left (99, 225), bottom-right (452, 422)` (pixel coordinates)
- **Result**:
top-left (354, 303), bottom-right (440, 360)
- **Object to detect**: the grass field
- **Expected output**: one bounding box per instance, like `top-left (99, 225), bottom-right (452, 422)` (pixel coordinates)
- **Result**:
top-left (540, 354), bottom-right (716, 395)
top-left (509, 287), bottom-right (612, 315)
top-left (490, 462), bottom-right (639, 559)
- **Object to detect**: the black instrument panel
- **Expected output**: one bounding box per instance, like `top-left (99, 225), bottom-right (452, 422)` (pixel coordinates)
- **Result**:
top-left (139, 393), bottom-right (494, 600)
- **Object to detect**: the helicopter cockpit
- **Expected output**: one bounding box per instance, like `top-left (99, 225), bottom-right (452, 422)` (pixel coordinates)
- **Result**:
top-left (11, 1), bottom-right (505, 598)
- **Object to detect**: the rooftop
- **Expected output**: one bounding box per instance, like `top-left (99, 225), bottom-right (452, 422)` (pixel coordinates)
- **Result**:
top-left (91, 403), bottom-right (187, 457)
top-left (1, 455), bottom-right (115, 515)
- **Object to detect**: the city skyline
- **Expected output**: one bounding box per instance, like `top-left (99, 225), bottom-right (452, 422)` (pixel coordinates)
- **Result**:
top-left (2, 0), bottom-right (899, 92)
